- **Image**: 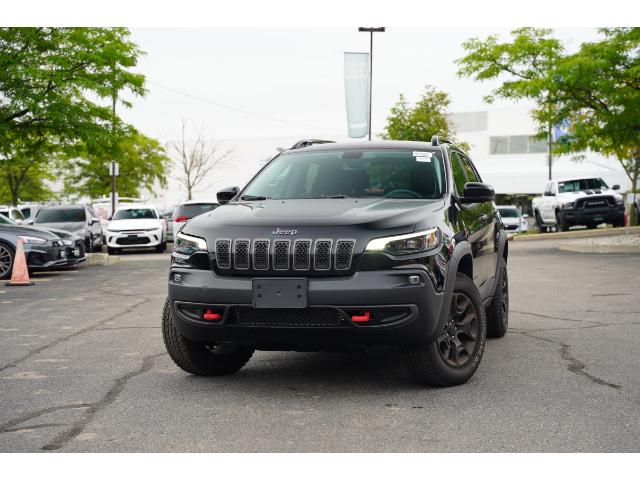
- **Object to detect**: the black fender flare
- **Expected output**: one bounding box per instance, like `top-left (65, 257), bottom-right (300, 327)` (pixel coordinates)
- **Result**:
top-left (435, 240), bottom-right (473, 334)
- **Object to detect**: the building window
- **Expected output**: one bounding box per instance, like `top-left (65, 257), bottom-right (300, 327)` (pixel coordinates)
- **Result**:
top-left (447, 111), bottom-right (488, 132)
top-left (489, 135), bottom-right (548, 155)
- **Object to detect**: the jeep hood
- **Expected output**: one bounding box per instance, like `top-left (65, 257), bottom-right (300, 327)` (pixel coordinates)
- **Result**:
top-left (183, 198), bottom-right (447, 246)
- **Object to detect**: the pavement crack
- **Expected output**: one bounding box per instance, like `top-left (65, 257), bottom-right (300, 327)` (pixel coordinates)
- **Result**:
top-left (521, 332), bottom-right (622, 391)
top-left (0, 403), bottom-right (91, 433)
top-left (0, 295), bottom-right (150, 374)
top-left (40, 352), bottom-right (165, 451)
top-left (512, 310), bottom-right (603, 325)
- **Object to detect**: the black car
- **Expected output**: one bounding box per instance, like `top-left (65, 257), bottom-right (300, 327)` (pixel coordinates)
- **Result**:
top-left (32, 204), bottom-right (103, 252)
top-left (0, 219), bottom-right (68, 280)
top-left (163, 138), bottom-right (508, 387)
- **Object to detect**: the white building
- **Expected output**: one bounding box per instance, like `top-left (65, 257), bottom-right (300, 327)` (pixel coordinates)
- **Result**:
top-left (449, 107), bottom-right (631, 195)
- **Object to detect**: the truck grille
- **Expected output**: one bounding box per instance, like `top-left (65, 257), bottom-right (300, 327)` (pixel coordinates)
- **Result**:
top-left (214, 238), bottom-right (356, 275)
top-left (576, 196), bottom-right (614, 209)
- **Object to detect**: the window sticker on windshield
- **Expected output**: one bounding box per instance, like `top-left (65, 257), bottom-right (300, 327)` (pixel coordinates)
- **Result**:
top-left (413, 151), bottom-right (432, 162)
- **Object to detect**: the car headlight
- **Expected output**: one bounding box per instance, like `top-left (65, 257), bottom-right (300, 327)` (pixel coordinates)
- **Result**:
top-left (62, 239), bottom-right (74, 246)
top-left (365, 228), bottom-right (440, 255)
top-left (616, 197), bottom-right (624, 205)
top-left (18, 235), bottom-right (47, 245)
top-left (561, 202), bottom-right (574, 209)
top-left (174, 231), bottom-right (207, 254)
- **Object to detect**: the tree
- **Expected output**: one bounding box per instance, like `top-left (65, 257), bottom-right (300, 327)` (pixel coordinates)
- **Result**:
top-left (456, 28), bottom-right (564, 179)
top-left (0, 27), bottom-right (146, 203)
top-left (169, 119), bottom-right (233, 200)
top-left (63, 130), bottom-right (170, 200)
top-left (382, 85), bottom-right (469, 150)
top-left (547, 28), bottom-right (640, 224)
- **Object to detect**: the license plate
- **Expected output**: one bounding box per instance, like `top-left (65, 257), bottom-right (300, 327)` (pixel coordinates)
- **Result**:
top-left (593, 215), bottom-right (604, 221)
top-left (73, 248), bottom-right (80, 256)
top-left (252, 278), bottom-right (307, 309)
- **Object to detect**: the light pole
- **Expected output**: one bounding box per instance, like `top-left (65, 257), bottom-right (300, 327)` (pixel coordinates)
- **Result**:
top-left (358, 27), bottom-right (385, 141)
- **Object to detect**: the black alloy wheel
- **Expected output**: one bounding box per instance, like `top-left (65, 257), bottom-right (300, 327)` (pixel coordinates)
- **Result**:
top-left (437, 292), bottom-right (480, 368)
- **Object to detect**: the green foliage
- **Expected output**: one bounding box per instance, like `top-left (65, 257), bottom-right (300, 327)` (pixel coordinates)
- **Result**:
top-left (63, 131), bottom-right (170, 200)
top-left (382, 86), bottom-right (469, 150)
top-left (0, 27), bottom-right (157, 204)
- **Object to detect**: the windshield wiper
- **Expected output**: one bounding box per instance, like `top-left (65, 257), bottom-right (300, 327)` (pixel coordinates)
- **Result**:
top-left (240, 194), bottom-right (269, 201)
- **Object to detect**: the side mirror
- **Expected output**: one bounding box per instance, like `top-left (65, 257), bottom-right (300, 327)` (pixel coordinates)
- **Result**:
top-left (459, 182), bottom-right (495, 204)
top-left (90, 217), bottom-right (99, 225)
top-left (543, 191), bottom-right (555, 196)
top-left (612, 184), bottom-right (620, 190)
top-left (217, 186), bottom-right (239, 205)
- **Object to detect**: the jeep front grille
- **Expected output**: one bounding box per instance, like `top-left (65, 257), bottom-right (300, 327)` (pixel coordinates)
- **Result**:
top-left (214, 238), bottom-right (356, 274)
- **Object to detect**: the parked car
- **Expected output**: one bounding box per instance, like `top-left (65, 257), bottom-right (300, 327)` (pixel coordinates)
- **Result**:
top-left (0, 213), bottom-right (85, 267)
top-left (32, 204), bottom-right (103, 252)
top-left (106, 205), bottom-right (167, 255)
top-left (532, 177), bottom-right (625, 232)
top-left (164, 138), bottom-right (509, 387)
top-left (91, 197), bottom-right (143, 242)
top-left (497, 205), bottom-right (528, 233)
top-left (18, 203), bottom-right (44, 221)
top-left (172, 200), bottom-right (219, 238)
top-left (0, 206), bottom-right (25, 224)
top-left (0, 221), bottom-right (67, 280)
top-left (159, 205), bottom-right (177, 243)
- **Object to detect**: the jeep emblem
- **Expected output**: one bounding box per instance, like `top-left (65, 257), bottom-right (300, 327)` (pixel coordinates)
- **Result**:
top-left (272, 227), bottom-right (298, 236)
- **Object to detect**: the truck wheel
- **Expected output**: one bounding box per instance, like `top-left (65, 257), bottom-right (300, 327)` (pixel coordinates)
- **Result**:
top-left (555, 212), bottom-right (568, 232)
top-left (486, 259), bottom-right (508, 338)
top-left (0, 242), bottom-right (15, 280)
top-left (401, 273), bottom-right (486, 387)
top-left (162, 299), bottom-right (254, 376)
top-left (535, 212), bottom-right (547, 233)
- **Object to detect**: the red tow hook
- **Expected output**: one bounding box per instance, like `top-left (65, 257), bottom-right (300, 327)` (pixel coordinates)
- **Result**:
top-left (203, 309), bottom-right (222, 321)
top-left (351, 311), bottom-right (371, 323)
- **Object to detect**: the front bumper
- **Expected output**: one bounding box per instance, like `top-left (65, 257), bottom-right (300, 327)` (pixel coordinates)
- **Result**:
top-left (106, 230), bottom-right (162, 249)
top-left (559, 205), bottom-right (624, 225)
top-left (168, 267), bottom-right (446, 349)
top-left (25, 242), bottom-right (68, 271)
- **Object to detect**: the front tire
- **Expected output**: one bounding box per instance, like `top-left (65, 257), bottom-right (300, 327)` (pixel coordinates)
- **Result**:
top-left (486, 259), bottom-right (509, 338)
top-left (535, 212), bottom-right (547, 233)
top-left (556, 211), bottom-right (568, 232)
top-left (162, 299), bottom-right (254, 376)
top-left (0, 242), bottom-right (15, 280)
top-left (401, 273), bottom-right (486, 387)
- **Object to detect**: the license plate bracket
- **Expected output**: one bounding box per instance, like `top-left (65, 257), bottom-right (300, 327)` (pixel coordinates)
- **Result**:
top-left (252, 278), bottom-right (308, 309)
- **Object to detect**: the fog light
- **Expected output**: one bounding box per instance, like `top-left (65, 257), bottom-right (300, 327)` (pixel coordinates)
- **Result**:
top-left (409, 275), bottom-right (420, 285)
top-left (173, 273), bottom-right (182, 282)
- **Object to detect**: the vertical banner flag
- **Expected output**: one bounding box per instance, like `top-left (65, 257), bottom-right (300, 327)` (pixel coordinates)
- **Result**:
top-left (344, 52), bottom-right (370, 138)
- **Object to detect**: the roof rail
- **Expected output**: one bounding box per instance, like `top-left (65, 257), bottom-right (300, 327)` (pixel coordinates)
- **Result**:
top-left (289, 139), bottom-right (335, 150)
top-left (431, 135), bottom-right (453, 147)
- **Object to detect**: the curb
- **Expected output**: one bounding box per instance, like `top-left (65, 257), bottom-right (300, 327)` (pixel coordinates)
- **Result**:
top-left (558, 244), bottom-right (640, 254)
top-left (513, 226), bottom-right (640, 242)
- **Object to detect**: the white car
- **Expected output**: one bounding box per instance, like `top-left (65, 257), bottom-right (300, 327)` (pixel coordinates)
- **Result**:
top-left (497, 205), bottom-right (529, 234)
top-left (105, 205), bottom-right (167, 255)
top-left (531, 177), bottom-right (625, 232)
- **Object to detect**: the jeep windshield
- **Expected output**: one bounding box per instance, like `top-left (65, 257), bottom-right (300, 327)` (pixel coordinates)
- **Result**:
top-left (558, 178), bottom-right (608, 193)
top-left (241, 149), bottom-right (446, 200)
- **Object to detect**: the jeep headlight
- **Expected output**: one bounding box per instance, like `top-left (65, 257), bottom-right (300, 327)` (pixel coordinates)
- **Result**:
top-left (561, 201), bottom-right (575, 209)
top-left (174, 231), bottom-right (207, 254)
top-left (616, 197), bottom-right (624, 205)
top-left (365, 228), bottom-right (439, 255)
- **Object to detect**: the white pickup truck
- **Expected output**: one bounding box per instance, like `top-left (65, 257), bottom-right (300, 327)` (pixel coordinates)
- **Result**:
top-left (531, 177), bottom-right (625, 232)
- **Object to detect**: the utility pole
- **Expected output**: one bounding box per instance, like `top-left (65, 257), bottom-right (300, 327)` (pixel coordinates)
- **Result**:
top-left (358, 27), bottom-right (385, 141)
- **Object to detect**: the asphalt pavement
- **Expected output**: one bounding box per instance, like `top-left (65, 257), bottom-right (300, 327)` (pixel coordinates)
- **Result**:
top-left (0, 241), bottom-right (638, 452)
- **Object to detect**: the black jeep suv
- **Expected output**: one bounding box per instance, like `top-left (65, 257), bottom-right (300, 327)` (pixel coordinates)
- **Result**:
top-left (163, 137), bottom-right (509, 386)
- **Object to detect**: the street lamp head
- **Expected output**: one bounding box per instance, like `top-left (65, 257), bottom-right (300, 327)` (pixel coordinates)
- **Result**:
top-left (358, 27), bottom-right (386, 32)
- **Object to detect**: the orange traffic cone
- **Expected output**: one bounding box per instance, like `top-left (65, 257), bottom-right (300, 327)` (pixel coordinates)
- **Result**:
top-left (6, 238), bottom-right (33, 286)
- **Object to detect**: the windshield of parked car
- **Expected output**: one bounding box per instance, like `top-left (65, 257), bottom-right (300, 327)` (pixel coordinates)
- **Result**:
top-left (242, 149), bottom-right (446, 200)
top-left (0, 213), bottom-right (16, 225)
top-left (174, 203), bottom-right (218, 219)
top-left (498, 208), bottom-right (520, 218)
top-left (112, 208), bottom-right (158, 220)
top-left (36, 207), bottom-right (86, 223)
top-left (558, 178), bottom-right (608, 193)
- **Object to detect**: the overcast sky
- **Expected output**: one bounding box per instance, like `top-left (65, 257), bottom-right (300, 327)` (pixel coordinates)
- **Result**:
top-left (121, 28), bottom-right (602, 142)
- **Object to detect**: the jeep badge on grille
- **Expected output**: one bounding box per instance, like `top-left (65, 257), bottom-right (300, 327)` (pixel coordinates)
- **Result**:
top-left (272, 227), bottom-right (298, 235)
